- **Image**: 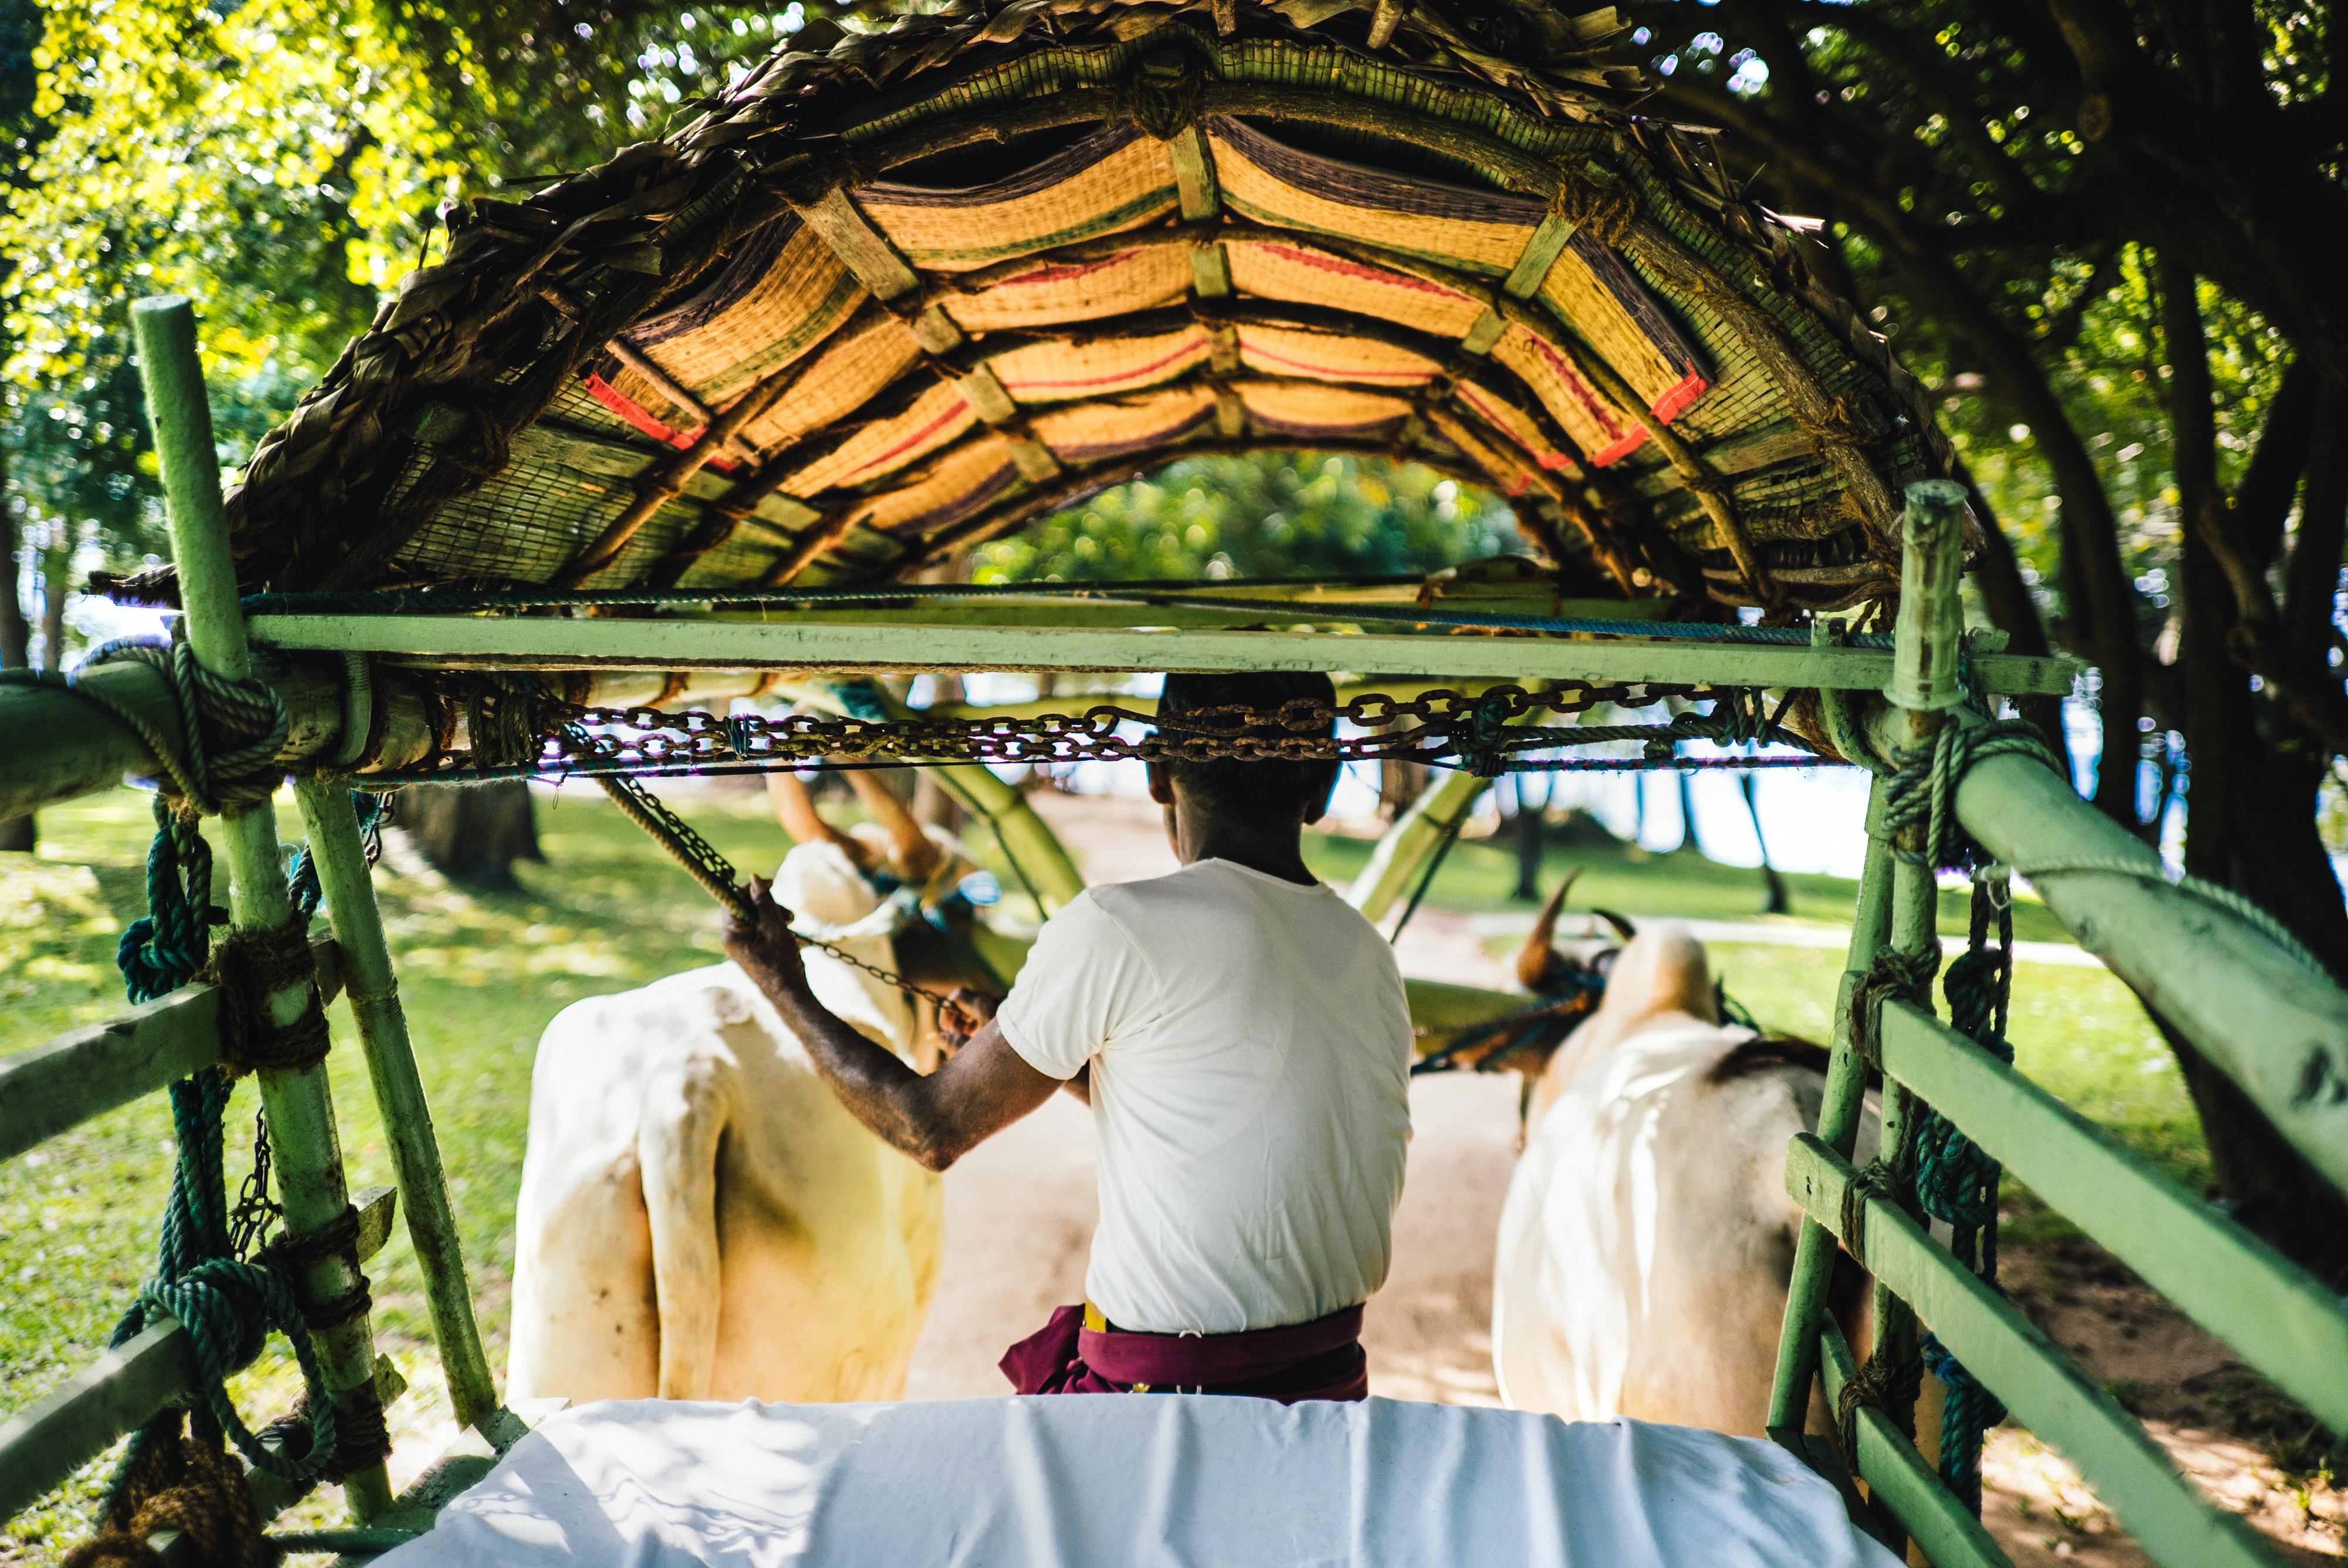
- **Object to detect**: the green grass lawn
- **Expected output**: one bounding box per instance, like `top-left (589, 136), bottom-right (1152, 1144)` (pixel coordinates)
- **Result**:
top-left (0, 782), bottom-right (2203, 1557)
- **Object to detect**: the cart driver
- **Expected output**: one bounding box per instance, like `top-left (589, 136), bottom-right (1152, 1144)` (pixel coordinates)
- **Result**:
top-left (723, 670), bottom-right (1414, 1402)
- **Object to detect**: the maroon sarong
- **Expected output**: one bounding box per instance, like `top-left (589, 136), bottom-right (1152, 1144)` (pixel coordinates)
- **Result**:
top-left (1000, 1303), bottom-right (1368, 1404)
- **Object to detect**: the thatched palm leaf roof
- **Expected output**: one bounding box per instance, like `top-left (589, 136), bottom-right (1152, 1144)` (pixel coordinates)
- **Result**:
top-left (204, 0), bottom-right (1948, 614)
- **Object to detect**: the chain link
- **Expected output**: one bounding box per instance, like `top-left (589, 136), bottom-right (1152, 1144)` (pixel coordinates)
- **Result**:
top-left (227, 1109), bottom-right (281, 1260)
top-left (386, 681), bottom-right (1755, 783)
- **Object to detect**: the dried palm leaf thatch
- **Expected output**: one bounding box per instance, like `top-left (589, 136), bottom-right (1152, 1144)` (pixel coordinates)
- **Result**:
top-left (165, 0), bottom-right (1951, 617)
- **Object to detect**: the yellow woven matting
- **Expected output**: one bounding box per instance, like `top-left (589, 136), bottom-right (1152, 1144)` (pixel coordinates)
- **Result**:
top-left (944, 245), bottom-right (1192, 332)
top-left (1491, 321), bottom-right (1645, 466)
top-left (991, 329), bottom-right (1214, 404)
top-left (859, 124), bottom-right (1179, 272)
top-left (786, 379), bottom-right (977, 495)
top-left (1225, 239), bottom-right (1484, 338)
top-left (741, 316), bottom-right (926, 453)
top-left (1236, 324), bottom-right (1438, 388)
top-left (1033, 386), bottom-right (1218, 460)
top-left (858, 435), bottom-right (1022, 539)
top-left (1236, 380), bottom-right (1414, 439)
top-left (628, 218), bottom-right (868, 406)
top-left (209, 1), bottom-right (1948, 617)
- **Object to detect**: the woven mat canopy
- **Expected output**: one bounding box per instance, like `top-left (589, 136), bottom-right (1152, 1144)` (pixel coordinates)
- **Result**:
top-left (197, 0), bottom-right (1951, 618)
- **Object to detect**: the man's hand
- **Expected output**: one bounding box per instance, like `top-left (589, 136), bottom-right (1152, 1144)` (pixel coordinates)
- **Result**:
top-left (938, 987), bottom-right (1000, 1057)
top-left (723, 877), bottom-right (810, 998)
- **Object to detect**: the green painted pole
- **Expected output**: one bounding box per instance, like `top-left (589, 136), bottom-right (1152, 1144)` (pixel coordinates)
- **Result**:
top-left (292, 778), bottom-right (500, 1432)
top-left (1868, 478), bottom-right (1973, 1545)
top-left (133, 295), bottom-right (395, 1521)
top-left (1765, 780), bottom-right (1895, 1432)
top-left (1861, 691), bottom-right (2348, 1199)
top-left (771, 678), bottom-right (1086, 914)
top-left (1348, 769), bottom-right (1490, 924)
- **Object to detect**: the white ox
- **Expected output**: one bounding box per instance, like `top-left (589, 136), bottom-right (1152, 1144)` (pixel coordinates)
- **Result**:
top-left (505, 842), bottom-right (947, 1404)
top-left (1491, 922), bottom-right (1880, 1435)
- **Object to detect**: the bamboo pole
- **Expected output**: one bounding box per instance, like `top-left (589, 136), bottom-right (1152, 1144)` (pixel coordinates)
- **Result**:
top-left (1764, 782), bottom-right (1894, 1433)
top-left (132, 295), bottom-right (394, 1521)
top-left (292, 778), bottom-right (501, 1432)
top-left (1347, 769), bottom-right (1490, 926)
top-left (1863, 479), bottom-right (1971, 1550)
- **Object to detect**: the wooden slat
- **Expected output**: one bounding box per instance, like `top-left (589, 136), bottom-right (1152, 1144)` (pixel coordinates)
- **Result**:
top-left (1813, 1317), bottom-right (2012, 1568)
top-left (1786, 1135), bottom-right (2285, 1568)
top-left (1500, 211), bottom-right (1580, 299)
top-left (2, 937), bottom-right (344, 1161)
top-left (0, 1184), bottom-right (401, 1525)
top-left (244, 612), bottom-right (2080, 695)
top-left (1880, 1002), bottom-right (2348, 1434)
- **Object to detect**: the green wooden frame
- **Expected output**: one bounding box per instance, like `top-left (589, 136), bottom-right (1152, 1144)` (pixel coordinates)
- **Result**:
top-left (6, 299), bottom-right (2348, 1568)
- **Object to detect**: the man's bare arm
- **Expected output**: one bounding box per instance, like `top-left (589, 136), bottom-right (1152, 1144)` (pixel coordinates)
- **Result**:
top-left (726, 880), bottom-right (1060, 1170)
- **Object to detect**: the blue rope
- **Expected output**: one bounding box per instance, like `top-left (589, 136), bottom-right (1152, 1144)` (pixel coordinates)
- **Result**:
top-left (285, 793), bottom-right (391, 919)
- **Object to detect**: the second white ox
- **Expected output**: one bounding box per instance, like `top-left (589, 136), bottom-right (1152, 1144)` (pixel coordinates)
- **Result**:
top-left (1491, 922), bottom-right (1878, 1435)
top-left (505, 842), bottom-right (947, 1405)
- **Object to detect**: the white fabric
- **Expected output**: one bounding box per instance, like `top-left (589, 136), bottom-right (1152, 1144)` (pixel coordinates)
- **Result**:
top-left (1493, 1014), bottom-right (1762, 1422)
top-left (995, 859), bottom-right (1413, 1333)
top-left (380, 1396), bottom-right (1901, 1568)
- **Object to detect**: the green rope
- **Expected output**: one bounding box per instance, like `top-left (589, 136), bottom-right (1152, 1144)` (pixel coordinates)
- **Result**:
top-left (1908, 871), bottom-right (2016, 1515)
top-left (50, 628), bottom-right (345, 1514)
top-left (1880, 717), bottom-right (2064, 873)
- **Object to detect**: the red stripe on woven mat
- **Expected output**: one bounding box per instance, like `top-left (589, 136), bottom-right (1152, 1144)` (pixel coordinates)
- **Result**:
top-left (1254, 243), bottom-right (1463, 300)
top-left (996, 336), bottom-right (1208, 393)
top-left (999, 250), bottom-right (1145, 288)
top-left (582, 374), bottom-right (741, 474)
top-left (843, 398), bottom-right (974, 483)
top-left (1650, 373), bottom-right (1710, 424)
top-left (1244, 340), bottom-right (1432, 383)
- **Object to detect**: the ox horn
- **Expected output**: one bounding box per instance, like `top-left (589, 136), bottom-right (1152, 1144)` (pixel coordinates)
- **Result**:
top-left (1516, 867), bottom-right (1583, 991)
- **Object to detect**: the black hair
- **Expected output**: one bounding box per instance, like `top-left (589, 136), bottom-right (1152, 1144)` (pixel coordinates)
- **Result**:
top-left (1153, 670), bottom-right (1341, 820)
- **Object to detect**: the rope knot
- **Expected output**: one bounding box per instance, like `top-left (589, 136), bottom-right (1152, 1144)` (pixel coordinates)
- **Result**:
top-left (1835, 1326), bottom-right (1924, 1459)
top-left (1122, 36), bottom-right (1213, 140)
top-left (1837, 1157), bottom-right (1902, 1270)
top-left (1463, 690), bottom-right (1514, 777)
top-left (1849, 943), bottom-right (1939, 1070)
top-left (198, 922), bottom-right (332, 1077)
top-left (1550, 171), bottom-right (1639, 248)
top-left (1881, 717), bottom-right (2064, 873)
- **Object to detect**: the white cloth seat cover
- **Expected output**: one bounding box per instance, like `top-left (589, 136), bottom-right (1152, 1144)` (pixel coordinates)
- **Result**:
top-left (380, 1395), bottom-right (1900, 1567)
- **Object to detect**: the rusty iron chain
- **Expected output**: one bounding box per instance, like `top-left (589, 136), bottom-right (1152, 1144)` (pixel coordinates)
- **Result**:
top-left (387, 681), bottom-right (1752, 783)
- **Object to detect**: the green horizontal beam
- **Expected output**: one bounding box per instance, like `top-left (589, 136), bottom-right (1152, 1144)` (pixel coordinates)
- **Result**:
top-left (1867, 702), bottom-right (2348, 1199)
top-left (247, 613), bottom-right (2076, 694)
top-left (1813, 1316), bottom-right (2012, 1568)
top-left (1, 937), bottom-right (346, 1163)
top-left (0, 1184), bottom-right (397, 1525)
top-left (1880, 1002), bottom-right (2348, 1435)
top-left (1786, 1134), bottom-right (2283, 1568)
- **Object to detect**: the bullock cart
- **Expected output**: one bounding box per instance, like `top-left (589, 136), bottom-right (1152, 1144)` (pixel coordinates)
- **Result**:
top-left (0, 2), bottom-right (2341, 1562)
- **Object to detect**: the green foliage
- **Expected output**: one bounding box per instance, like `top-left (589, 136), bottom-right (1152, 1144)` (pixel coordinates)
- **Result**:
top-left (0, 0), bottom-right (806, 590)
top-left (973, 452), bottom-right (1520, 583)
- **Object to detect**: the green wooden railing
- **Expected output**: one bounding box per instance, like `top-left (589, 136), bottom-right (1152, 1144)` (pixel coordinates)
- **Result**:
top-left (1759, 485), bottom-right (2348, 1568)
top-left (2, 298), bottom-right (2343, 1568)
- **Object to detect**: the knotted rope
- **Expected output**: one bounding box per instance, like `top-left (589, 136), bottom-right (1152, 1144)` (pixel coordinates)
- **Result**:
top-left (1901, 869), bottom-right (2018, 1515)
top-left (61, 1411), bottom-right (269, 1568)
top-left (1879, 717), bottom-right (2063, 874)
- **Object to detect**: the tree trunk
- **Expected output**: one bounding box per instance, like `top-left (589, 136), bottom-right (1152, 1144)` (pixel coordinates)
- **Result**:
top-left (1955, 462), bottom-right (2067, 752)
top-left (2167, 263), bottom-right (2348, 1279)
top-left (1740, 772), bottom-right (1790, 915)
top-left (1512, 775), bottom-right (1545, 901)
top-left (36, 535), bottom-right (68, 674)
top-left (0, 448), bottom-right (34, 853)
top-left (394, 781), bottom-right (542, 888)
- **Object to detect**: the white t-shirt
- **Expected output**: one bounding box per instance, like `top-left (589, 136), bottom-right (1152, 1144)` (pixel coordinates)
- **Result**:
top-left (996, 858), bottom-right (1413, 1335)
